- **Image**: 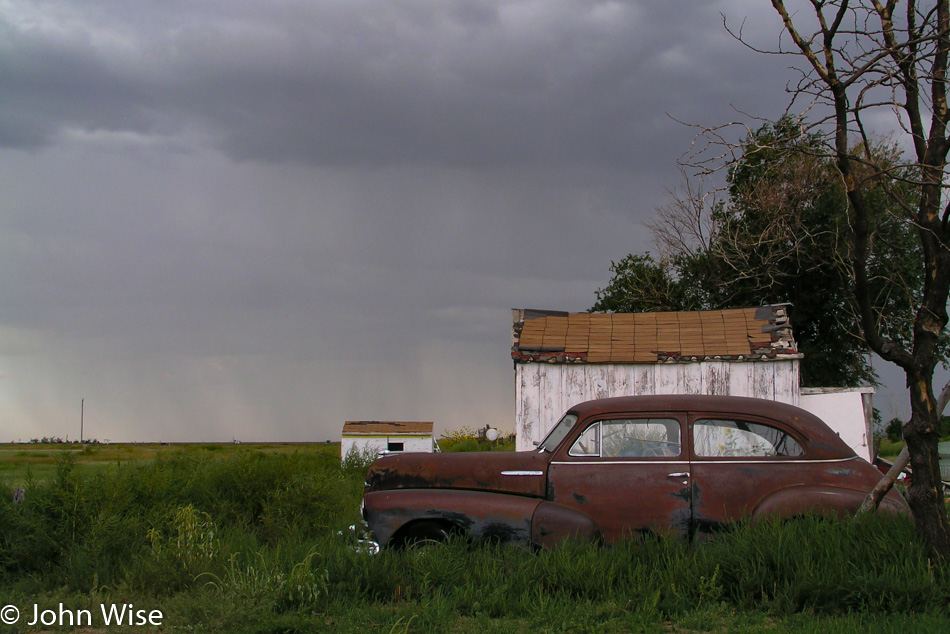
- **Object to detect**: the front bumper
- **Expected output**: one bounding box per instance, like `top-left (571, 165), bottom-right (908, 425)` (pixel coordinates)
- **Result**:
top-left (349, 497), bottom-right (380, 554)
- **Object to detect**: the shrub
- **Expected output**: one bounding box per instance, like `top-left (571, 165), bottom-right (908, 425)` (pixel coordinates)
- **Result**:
top-left (341, 445), bottom-right (379, 476)
top-left (438, 426), bottom-right (516, 452)
top-left (885, 417), bottom-right (904, 443)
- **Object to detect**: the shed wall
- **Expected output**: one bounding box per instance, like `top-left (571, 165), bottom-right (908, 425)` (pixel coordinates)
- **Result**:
top-left (798, 388), bottom-right (875, 462)
top-left (341, 435), bottom-right (433, 458)
top-left (515, 359), bottom-right (801, 451)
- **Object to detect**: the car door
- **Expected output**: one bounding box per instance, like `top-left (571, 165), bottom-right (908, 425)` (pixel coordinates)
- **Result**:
top-left (546, 414), bottom-right (692, 542)
top-left (687, 412), bottom-right (808, 533)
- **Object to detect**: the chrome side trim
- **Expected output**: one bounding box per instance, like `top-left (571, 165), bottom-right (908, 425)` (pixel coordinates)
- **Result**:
top-left (550, 456), bottom-right (860, 466)
top-left (501, 470), bottom-right (544, 476)
top-left (551, 460), bottom-right (689, 466)
top-left (686, 456), bottom-right (862, 466)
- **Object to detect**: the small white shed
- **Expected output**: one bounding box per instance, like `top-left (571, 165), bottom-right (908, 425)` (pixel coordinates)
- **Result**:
top-left (511, 306), bottom-right (874, 461)
top-left (341, 421), bottom-right (435, 458)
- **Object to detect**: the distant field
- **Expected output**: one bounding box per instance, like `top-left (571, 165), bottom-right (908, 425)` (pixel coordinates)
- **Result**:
top-left (0, 441), bottom-right (341, 488)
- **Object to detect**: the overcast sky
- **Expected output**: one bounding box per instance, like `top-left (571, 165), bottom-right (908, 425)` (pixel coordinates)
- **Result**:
top-left (0, 1), bottom-right (911, 443)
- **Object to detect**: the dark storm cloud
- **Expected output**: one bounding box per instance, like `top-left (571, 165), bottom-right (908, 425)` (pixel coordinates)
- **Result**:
top-left (0, 1), bottom-right (788, 170)
top-left (0, 1), bottom-right (809, 442)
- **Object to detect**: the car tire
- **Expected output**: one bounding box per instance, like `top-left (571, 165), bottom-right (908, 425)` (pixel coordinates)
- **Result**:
top-left (402, 521), bottom-right (451, 548)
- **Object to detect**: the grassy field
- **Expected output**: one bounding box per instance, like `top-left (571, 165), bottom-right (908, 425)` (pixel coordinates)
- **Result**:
top-left (0, 441), bottom-right (341, 488)
top-left (1, 442), bottom-right (949, 632)
top-left (876, 438), bottom-right (906, 460)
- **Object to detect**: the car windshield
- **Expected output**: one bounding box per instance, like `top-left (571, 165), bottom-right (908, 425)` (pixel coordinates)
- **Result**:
top-left (538, 413), bottom-right (578, 452)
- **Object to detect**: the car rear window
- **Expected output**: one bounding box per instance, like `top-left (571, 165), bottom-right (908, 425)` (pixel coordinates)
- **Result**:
top-left (693, 418), bottom-right (804, 457)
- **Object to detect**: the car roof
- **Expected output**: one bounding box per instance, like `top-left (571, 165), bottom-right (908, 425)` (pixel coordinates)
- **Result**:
top-left (567, 394), bottom-right (856, 459)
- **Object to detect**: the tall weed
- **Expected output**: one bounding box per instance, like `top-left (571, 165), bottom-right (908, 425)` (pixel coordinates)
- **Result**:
top-left (316, 514), bottom-right (948, 623)
top-left (0, 449), bottom-right (361, 594)
top-left (4, 449), bottom-right (950, 630)
top-left (341, 445), bottom-right (380, 476)
top-left (700, 513), bottom-right (939, 613)
top-left (203, 547), bottom-right (328, 611)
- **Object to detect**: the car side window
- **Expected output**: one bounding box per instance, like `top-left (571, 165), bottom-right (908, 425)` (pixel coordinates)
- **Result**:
top-left (570, 419), bottom-right (681, 458)
top-left (569, 423), bottom-right (600, 456)
top-left (693, 418), bottom-right (804, 457)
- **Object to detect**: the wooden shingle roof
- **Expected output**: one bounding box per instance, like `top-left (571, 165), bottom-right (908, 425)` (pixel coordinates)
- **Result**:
top-left (342, 421), bottom-right (434, 435)
top-left (511, 305), bottom-right (797, 364)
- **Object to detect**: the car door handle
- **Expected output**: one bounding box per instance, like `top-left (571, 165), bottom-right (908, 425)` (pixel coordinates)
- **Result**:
top-left (667, 472), bottom-right (689, 478)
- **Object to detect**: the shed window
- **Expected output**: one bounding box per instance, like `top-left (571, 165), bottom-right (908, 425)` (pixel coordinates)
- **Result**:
top-left (387, 441), bottom-right (404, 452)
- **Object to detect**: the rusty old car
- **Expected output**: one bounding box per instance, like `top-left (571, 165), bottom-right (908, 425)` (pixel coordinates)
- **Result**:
top-left (360, 395), bottom-right (908, 549)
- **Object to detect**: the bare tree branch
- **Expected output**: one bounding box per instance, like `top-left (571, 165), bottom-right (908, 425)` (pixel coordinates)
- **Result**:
top-left (695, 0), bottom-right (950, 560)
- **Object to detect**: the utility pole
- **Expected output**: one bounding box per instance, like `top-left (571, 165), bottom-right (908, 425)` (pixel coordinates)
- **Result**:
top-left (80, 398), bottom-right (84, 450)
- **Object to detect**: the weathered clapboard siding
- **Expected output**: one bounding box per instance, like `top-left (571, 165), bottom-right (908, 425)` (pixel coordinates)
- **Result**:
top-left (702, 361), bottom-right (730, 396)
top-left (514, 359), bottom-right (800, 451)
top-left (753, 362), bottom-right (776, 400)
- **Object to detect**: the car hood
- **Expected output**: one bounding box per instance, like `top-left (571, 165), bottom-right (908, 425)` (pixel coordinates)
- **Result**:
top-left (365, 450), bottom-right (549, 498)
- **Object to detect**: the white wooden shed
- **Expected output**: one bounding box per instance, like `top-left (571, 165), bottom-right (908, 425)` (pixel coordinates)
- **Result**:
top-left (511, 306), bottom-right (874, 461)
top-left (341, 421), bottom-right (435, 459)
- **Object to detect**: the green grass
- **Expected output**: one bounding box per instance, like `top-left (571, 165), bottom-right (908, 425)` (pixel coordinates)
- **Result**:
top-left (0, 441), bottom-right (340, 488)
top-left (876, 438), bottom-right (906, 460)
top-left (1, 447), bottom-right (949, 632)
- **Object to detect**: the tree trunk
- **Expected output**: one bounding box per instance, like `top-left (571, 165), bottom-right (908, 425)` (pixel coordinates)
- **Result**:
top-left (904, 376), bottom-right (950, 561)
top-left (861, 381), bottom-right (950, 513)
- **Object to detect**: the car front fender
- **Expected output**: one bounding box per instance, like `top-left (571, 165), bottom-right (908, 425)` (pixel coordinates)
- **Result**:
top-left (363, 489), bottom-right (543, 548)
top-left (531, 501), bottom-right (601, 548)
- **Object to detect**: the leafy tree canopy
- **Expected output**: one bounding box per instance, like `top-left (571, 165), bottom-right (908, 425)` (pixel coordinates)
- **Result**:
top-left (593, 117), bottom-right (926, 388)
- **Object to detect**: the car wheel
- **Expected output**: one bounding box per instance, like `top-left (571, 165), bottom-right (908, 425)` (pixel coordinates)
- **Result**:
top-left (402, 521), bottom-right (451, 548)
